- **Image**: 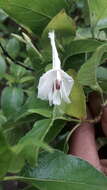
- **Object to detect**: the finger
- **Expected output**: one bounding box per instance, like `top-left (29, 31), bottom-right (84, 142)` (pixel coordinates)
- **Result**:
top-left (69, 108), bottom-right (102, 171)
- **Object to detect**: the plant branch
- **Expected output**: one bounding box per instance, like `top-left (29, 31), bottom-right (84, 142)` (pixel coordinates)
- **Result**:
top-left (83, 110), bottom-right (103, 124)
top-left (64, 123), bottom-right (80, 153)
top-left (0, 42), bottom-right (35, 72)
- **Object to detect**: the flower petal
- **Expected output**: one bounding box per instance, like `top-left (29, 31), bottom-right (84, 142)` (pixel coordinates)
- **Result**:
top-left (48, 88), bottom-right (53, 106)
top-left (60, 70), bottom-right (74, 103)
top-left (61, 82), bottom-right (71, 103)
top-left (38, 69), bottom-right (56, 100)
top-left (53, 89), bottom-right (61, 105)
top-left (48, 31), bottom-right (61, 70)
top-left (61, 70), bottom-right (74, 96)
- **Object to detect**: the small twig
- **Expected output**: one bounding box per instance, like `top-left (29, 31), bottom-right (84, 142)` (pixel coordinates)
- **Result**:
top-left (64, 123), bottom-right (80, 153)
top-left (66, 123), bottom-right (80, 143)
top-left (0, 42), bottom-right (35, 72)
top-left (69, 112), bottom-right (102, 125)
top-left (69, 118), bottom-right (80, 123)
top-left (83, 110), bottom-right (103, 124)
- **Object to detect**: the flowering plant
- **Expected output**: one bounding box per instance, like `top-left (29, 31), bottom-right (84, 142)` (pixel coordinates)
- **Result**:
top-left (38, 31), bottom-right (74, 105)
top-left (0, 0), bottom-right (107, 189)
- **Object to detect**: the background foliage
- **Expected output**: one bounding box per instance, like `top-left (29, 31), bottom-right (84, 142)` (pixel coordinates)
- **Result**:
top-left (0, 0), bottom-right (107, 189)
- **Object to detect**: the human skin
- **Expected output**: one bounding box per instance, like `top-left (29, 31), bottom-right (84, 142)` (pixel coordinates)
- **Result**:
top-left (69, 110), bottom-right (102, 171)
top-left (69, 103), bottom-right (107, 175)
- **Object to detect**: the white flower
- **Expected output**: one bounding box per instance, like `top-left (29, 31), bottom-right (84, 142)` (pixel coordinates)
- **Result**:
top-left (38, 31), bottom-right (74, 105)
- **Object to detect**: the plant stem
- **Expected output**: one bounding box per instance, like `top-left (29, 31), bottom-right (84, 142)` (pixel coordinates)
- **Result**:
top-left (64, 123), bottom-right (80, 152)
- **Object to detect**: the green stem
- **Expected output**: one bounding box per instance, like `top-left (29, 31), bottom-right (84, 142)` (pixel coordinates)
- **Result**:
top-left (69, 118), bottom-right (80, 123)
top-left (64, 123), bottom-right (80, 153)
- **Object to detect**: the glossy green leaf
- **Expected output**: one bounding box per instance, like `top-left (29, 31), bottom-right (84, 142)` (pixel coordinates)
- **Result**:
top-left (6, 38), bottom-right (20, 59)
top-left (0, 56), bottom-right (6, 78)
top-left (45, 120), bottom-right (66, 143)
top-left (4, 124), bottom-right (25, 145)
top-left (19, 76), bottom-right (34, 83)
top-left (97, 67), bottom-right (107, 93)
top-left (0, 130), bottom-right (25, 174)
top-left (77, 44), bottom-right (107, 91)
top-left (100, 81), bottom-right (107, 94)
top-left (87, 0), bottom-right (107, 30)
top-left (0, 112), bottom-right (7, 127)
top-left (22, 33), bottom-right (43, 70)
top-left (0, 124), bottom-right (25, 175)
top-left (76, 27), bottom-right (107, 41)
top-left (3, 73), bottom-right (16, 84)
top-left (25, 93), bottom-right (52, 118)
top-left (10, 64), bottom-right (27, 78)
top-left (0, 131), bottom-right (13, 177)
top-left (61, 70), bottom-right (86, 119)
top-left (0, 0), bottom-right (67, 35)
top-left (8, 154), bottom-right (24, 173)
top-left (63, 39), bottom-right (103, 63)
top-left (97, 66), bottom-right (107, 81)
top-left (11, 93), bottom-right (52, 123)
top-left (13, 119), bottom-right (52, 165)
top-left (0, 9), bottom-right (8, 21)
top-left (5, 150), bottom-right (107, 190)
top-left (1, 86), bottom-right (24, 117)
top-left (42, 10), bottom-right (76, 46)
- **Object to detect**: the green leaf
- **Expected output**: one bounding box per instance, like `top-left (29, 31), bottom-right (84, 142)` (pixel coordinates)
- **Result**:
top-left (42, 10), bottom-right (76, 46)
top-left (0, 131), bottom-right (13, 177)
top-left (10, 64), bottom-right (27, 78)
top-left (0, 112), bottom-right (7, 127)
top-left (63, 39), bottom-right (104, 63)
top-left (76, 27), bottom-right (107, 41)
top-left (0, 9), bottom-right (8, 22)
top-left (25, 93), bottom-right (52, 118)
top-left (0, 56), bottom-right (6, 78)
top-left (77, 44), bottom-right (107, 91)
top-left (97, 67), bottom-right (107, 93)
top-left (6, 38), bottom-right (20, 59)
top-left (4, 125), bottom-right (25, 145)
top-left (0, 0), bottom-right (67, 35)
top-left (13, 119), bottom-right (52, 165)
top-left (1, 86), bottom-right (24, 117)
top-left (0, 125), bottom-right (24, 175)
top-left (22, 33), bottom-right (43, 70)
top-left (61, 70), bottom-right (86, 119)
top-left (11, 93), bottom-right (52, 123)
top-left (100, 81), bottom-right (107, 94)
top-left (87, 0), bottom-right (107, 30)
top-left (97, 66), bottom-right (107, 81)
top-left (6, 150), bottom-right (107, 190)
top-left (0, 130), bottom-right (24, 174)
top-left (3, 73), bottom-right (16, 84)
top-left (45, 120), bottom-right (66, 143)
top-left (8, 154), bottom-right (24, 173)
top-left (19, 76), bottom-right (34, 83)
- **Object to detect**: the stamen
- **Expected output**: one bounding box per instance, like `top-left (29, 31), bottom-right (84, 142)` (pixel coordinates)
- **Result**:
top-left (56, 79), bottom-right (61, 90)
